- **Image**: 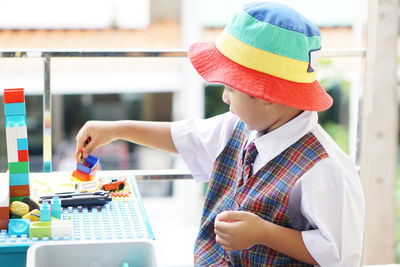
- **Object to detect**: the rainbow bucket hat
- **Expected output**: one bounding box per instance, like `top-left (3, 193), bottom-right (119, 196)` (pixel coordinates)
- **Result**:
top-left (188, 2), bottom-right (333, 111)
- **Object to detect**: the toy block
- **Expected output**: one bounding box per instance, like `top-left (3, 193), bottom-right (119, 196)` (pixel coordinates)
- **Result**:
top-left (16, 126), bottom-right (28, 138)
top-left (17, 138), bottom-right (28, 150)
top-left (51, 219), bottom-right (73, 238)
top-left (72, 169), bottom-right (94, 181)
top-left (3, 88), bottom-right (24, 103)
top-left (22, 197), bottom-right (40, 211)
top-left (29, 221), bottom-right (51, 239)
top-left (51, 197), bottom-right (61, 219)
top-left (44, 161), bottom-right (51, 173)
top-left (0, 206), bottom-right (9, 230)
top-left (17, 150), bottom-right (29, 162)
top-left (4, 102), bottom-right (26, 116)
top-left (9, 173), bottom-right (30, 186)
top-left (8, 162), bottom-right (29, 174)
top-left (40, 202), bottom-right (51, 222)
top-left (5, 128), bottom-right (18, 163)
top-left (76, 155), bottom-right (99, 174)
top-left (10, 184), bottom-right (30, 198)
top-left (5, 115), bottom-right (26, 128)
top-left (10, 196), bottom-right (27, 203)
top-left (8, 219), bottom-right (30, 236)
top-left (0, 181), bottom-right (10, 207)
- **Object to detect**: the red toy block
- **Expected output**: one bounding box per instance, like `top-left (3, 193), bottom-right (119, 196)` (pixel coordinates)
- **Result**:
top-left (0, 206), bottom-right (9, 230)
top-left (18, 150), bottom-right (29, 162)
top-left (4, 88), bottom-right (25, 103)
top-left (10, 184), bottom-right (30, 198)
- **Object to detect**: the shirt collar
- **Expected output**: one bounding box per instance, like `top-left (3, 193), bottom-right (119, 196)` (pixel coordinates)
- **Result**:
top-left (248, 111), bottom-right (318, 170)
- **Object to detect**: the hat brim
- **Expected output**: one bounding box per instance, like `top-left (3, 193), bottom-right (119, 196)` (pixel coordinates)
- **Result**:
top-left (188, 42), bottom-right (333, 111)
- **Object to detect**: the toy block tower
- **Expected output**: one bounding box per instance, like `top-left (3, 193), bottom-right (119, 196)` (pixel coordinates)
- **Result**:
top-left (3, 88), bottom-right (30, 211)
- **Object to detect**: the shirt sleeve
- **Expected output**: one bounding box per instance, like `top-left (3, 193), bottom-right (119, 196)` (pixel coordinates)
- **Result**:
top-left (297, 158), bottom-right (365, 267)
top-left (170, 112), bottom-right (239, 183)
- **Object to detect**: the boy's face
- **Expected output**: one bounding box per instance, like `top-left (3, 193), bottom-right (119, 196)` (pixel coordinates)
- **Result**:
top-left (222, 86), bottom-right (277, 132)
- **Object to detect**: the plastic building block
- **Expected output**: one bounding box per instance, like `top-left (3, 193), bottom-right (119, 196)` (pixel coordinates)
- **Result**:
top-left (75, 180), bottom-right (101, 193)
top-left (51, 197), bottom-right (61, 219)
top-left (9, 173), bottom-right (30, 186)
top-left (40, 202), bottom-right (51, 222)
top-left (10, 196), bottom-right (27, 203)
top-left (17, 150), bottom-right (29, 162)
top-left (16, 126), bottom-right (28, 138)
top-left (51, 219), bottom-right (73, 238)
top-left (8, 162), bottom-right (29, 174)
top-left (40, 191), bottom-right (111, 207)
top-left (29, 221), bottom-right (51, 239)
top-left (101, 177), bottom-right (126, 191)
top-left (10, 185), bottom-right (30, 198)
top-left (17, 138), bottom-right (28, 150)
top-left (9, 201), bottom-right (29, 217)
top-left (3, 88), bottom-right (24, 103)
top-left (5, 127), bottom-right (18, 162)
top-left (4, 103), bottom-right (26, 116)
top-left (0, 207), bottom-right (9, 230)
top-left (22, 209), bottom-right (40, 221)
top-left (71, 169), bottom-right (95, 181)
top-left (22, 197), bottom-right (40, 211)
top-left (76, 155), bottom-right (99, 175)
top-left (5, 115), bottom-right (27, 128)
top-left (8, 219), bottom-right (30, 236)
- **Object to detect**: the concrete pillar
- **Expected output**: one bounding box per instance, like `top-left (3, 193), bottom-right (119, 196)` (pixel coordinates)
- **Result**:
top-left (360, 0), bottom-right (398, 264)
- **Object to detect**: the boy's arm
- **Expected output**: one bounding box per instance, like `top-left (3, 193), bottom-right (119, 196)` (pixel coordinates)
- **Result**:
top-left (76, 120), bottom-right (177, 157)
top-left (214, 211), bottom-right (319, 265)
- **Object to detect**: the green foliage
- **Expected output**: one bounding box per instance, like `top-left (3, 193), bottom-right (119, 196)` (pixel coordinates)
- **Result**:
top-left (321, 122), bottom-right (349, 154)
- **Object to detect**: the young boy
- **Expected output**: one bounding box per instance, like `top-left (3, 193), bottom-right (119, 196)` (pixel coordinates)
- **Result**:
top-left (76, 2), bottom-right (365, 266)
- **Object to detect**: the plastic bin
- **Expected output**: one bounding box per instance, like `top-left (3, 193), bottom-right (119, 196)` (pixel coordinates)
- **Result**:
top-left (26, 240), bottom-right (162, 267)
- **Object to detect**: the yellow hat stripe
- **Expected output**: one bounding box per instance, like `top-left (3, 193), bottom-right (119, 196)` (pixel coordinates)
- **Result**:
top-left (216, 30), bottom-right (317, 83)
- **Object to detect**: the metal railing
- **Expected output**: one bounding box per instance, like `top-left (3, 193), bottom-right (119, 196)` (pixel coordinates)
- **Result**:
top-left (0, 48), bottom-right (366, 173)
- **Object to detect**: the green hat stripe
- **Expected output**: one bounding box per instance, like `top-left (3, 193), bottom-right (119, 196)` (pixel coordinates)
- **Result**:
top-left (226, 10), bottom-right (321, 62)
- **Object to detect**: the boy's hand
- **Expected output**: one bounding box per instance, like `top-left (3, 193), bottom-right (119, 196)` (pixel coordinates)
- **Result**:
top-left (75, 121), bottom-right (118, 158)
top-left (214, 210), bottom-right (265, 251)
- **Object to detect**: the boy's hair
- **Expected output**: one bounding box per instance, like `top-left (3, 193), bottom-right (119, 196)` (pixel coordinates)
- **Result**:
top-left (188, 1), bottom-right (333, 111)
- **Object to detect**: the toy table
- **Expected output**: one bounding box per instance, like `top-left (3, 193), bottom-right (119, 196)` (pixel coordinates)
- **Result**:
top-left (0, 171), bottom-right (154, 267)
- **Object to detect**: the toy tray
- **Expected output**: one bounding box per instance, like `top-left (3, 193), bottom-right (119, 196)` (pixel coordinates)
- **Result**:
top-left (0, 172), bottom-right (154, 267)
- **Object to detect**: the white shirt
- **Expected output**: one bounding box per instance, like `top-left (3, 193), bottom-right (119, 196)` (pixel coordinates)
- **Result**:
top-left (171, 111), bottom-right (365, 267)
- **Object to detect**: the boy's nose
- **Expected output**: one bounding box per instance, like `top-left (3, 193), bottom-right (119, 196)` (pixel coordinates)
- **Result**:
top-left (222, 89), bottom-right (230, 105)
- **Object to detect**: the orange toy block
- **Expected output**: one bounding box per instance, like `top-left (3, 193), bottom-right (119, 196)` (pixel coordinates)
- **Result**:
top-left (10, 184), bottom-right (30, 198)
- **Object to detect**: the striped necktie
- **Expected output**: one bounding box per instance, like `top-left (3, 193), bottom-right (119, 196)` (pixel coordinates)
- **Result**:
top-left (242, 141), bottom-right (258, 183)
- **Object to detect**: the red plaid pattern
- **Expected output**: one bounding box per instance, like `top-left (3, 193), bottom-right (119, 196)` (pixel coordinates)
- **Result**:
top-left (194, 121), bottom-right (328, 266)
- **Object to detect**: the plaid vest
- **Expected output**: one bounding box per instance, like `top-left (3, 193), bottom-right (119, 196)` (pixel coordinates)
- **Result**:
top-left (194, 121), bottom-right (328, 266)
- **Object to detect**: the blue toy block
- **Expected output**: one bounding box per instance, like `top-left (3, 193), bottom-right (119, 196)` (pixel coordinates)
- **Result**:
top-left (17, 138), bottom-right (28, 150)
top-left (40, 202), bottom-right (51, 222)
top-left (51, 197), bottom-right (61, 219)
top-left (76, 155), bottom-right (99, 174)
top-left (4, 103), bottom-right (26, 116)
top-left (8, 219), bottom-right (30, 236)
top-left (9, 173), bottom-right (29, 186)
top-left (5, 115), bottom-right (26, 128)
top-left (44, 161), bottom-right (51, 173)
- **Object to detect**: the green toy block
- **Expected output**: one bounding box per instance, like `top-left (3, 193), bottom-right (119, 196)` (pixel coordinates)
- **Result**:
top-left (30, 221), bottom-right (51, 239)
top-left (8, 162), bottom-right (29, 174)
top-left (10, 196), bottom-right (27, 203)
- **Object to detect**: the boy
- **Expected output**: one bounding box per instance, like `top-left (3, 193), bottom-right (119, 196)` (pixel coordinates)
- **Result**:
top-left (76, 2), bottom-right (365, 266)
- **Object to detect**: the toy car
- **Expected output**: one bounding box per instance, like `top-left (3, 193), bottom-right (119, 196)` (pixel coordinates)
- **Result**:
top-left (100, 177), bottom-right (126, 191)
